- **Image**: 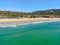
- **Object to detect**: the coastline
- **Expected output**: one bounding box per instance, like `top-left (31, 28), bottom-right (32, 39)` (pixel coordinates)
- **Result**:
top-left (0, 18), bottom-right (60, 23)
top-left (0, 18), bottom-right (60, 27)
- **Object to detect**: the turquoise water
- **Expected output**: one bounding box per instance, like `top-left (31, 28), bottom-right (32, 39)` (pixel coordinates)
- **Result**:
top-left (0, 21), bottom-right (60, 45)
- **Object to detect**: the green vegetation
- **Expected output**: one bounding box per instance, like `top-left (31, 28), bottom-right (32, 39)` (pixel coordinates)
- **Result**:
top-left (0, 9), bottom-right (60, 18)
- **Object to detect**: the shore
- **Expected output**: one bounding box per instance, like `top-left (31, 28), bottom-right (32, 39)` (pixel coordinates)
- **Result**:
top-left (0, 18), bottom-right (60, 23)
top-left (0, 18), bottom-right (60, 27)
top-left (0, 18), bottom-right (60, 22)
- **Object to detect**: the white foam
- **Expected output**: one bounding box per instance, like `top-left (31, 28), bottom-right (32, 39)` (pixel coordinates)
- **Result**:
top-left (0, 24), bottom-right (15, 28)
top-left (0, 20), bottom-right (59, 28)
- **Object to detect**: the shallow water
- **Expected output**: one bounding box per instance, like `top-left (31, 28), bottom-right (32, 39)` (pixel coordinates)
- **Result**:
top-left (0, 21), bottom-right (60, 45)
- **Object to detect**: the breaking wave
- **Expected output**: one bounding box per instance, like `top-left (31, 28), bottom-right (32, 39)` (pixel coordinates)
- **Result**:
top-left (0, 20), bottom-right (59, 28)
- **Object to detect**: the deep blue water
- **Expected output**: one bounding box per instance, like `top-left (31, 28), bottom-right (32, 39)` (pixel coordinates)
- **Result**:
top-left (0, 21), bottom-right (60, 45)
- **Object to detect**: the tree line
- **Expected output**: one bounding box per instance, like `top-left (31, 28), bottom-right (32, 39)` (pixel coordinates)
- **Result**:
top-left (0, 9), bottom-right (60, 18)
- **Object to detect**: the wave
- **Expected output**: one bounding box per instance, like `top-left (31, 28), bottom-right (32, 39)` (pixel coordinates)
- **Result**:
top-left (0, 20), bottom-right (59, 28)
top-left (0, 24), bottom-right (17, 27)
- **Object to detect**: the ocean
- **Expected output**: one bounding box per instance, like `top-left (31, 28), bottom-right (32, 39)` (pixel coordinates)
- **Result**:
top-left (0, 21), bottom-right (60, 45)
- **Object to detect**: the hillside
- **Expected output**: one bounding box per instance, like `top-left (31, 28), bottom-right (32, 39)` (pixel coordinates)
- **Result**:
top-left (0, 9), bottom-right (60, 18)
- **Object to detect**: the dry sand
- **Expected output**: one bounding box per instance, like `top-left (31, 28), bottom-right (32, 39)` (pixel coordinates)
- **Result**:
top-left (0, 18), bottom-right (60, 23)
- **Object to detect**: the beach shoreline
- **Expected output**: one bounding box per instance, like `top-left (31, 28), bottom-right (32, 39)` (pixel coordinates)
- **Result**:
top-left (0, 18), bottom-right (60, 27)
top-left (0, 18), bottom-right (60, 23)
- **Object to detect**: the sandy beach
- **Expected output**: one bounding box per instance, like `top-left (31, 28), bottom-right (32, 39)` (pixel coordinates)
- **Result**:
top-left (0, 18), bottom-right (60, 23)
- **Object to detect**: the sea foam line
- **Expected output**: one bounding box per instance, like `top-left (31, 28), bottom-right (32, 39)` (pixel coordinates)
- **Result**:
top-left (0, 20), bottom-right (60, 27)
